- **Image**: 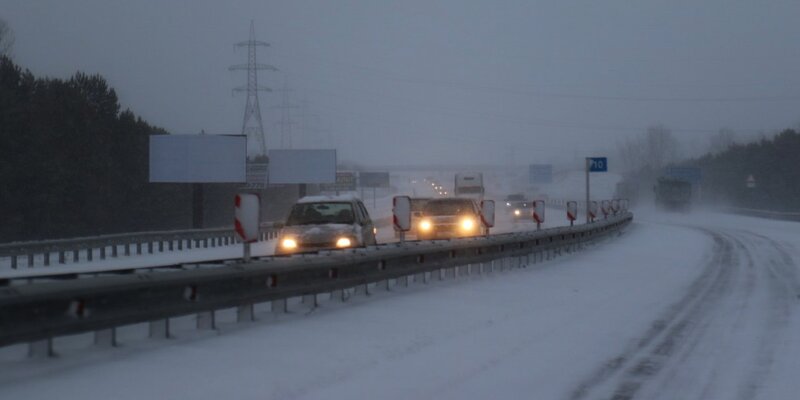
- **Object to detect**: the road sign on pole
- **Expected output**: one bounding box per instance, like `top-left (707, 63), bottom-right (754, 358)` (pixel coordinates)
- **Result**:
top-left (586, 157), bottom-right (608, 224)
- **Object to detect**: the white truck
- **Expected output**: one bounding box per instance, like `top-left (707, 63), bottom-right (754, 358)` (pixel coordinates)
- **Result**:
top-left (454, 173), bottom-right (485, 201)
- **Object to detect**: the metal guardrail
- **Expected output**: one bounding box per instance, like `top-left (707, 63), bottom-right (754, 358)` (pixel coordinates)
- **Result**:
top-left (0, 213), bottom-right (632, 355)
top-left (0, 223), bottom-right (281, 269)
top-left (723, 207), bottom-right (800, 222)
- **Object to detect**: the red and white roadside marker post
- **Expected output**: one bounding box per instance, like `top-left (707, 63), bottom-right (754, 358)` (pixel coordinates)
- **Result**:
top-left (588, 200), bottom-right (598, 223)
top-left (235, 193), bottom-right (261, 262)
top-left (566, 201), bottom-right (578, 226)
top-left (611, 199), bottom-right (620, 216)
top-left (533, 200), bottom-right (545, 230)
top-left (393, 196), bottom-right (412, 243)
top-left (601, 200), bottom-right (611, 220)
top-left (480, 200), bottom-right (495, 236)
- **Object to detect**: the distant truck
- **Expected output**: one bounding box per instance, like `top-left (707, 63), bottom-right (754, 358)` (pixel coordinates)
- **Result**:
top-left (654, 177), bottom-right (692, 211)
top-left (454, 173), bottom-right (484, 200)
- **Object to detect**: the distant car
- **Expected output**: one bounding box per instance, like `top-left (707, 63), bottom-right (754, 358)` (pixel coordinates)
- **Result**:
top-left (417, 198), bottom-right (486, 239)
top-left (503, 194), bottom-right (532, 220)
top-left (276, 195), bottom-right (377, 254)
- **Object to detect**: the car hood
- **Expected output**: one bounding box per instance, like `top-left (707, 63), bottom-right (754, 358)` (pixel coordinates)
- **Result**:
top-left (280, 224), bottom-right (358, 242)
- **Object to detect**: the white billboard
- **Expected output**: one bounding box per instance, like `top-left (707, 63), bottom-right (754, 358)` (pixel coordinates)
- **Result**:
top-left (149, 135), bottom-right (247, 183)
top-left (267, 149), bottom-right (336, 184)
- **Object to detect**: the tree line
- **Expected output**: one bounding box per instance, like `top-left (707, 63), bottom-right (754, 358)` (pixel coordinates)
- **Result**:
top-left (686, 129), bottom-right (800, 211)
top-left (0, 55), bottom-right (226, 242)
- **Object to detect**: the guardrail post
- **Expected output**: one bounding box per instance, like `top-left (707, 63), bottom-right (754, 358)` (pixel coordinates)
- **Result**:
top-left (11, 255), bottom-right (17, 269)
top-left (43, 252), bottom-right (50, 266)
top-left (100, 246), bottom-right (106, 260)
top-left (158, 241), bottom-right (164, 252)
top-left (135, 242), bottom-right (142, 255)
top-left (149, 319), bottom-right (170, 339)
top-left (271, 299), bottom-right (287, 314)
top-left (203, 238), bottom-right (208, 248)
top-left (147, 242), bottom-right (154, 254)
top-left (27, 253), bottom-right (34, 268)
top-left (187, 239), bottom-right (193, 250)
top-left (302, 294), bottom-right (318, 308)
top-left (331, 289), bottom-right (346, 302)
top-left (168, 240), bottom-right (174, 251)
top-left (87, 248), bottom-right (93, 262)
top-left (28, 339), bottom-right (54, 358)
top-left (124, 244), bottom-right (130, 256)
top-left (112, 245), bottom-right (118, 258)
top-left (73, 249), bottom-right (79, 262)
top-left (354, 283), bottom-right (371, 296)
top-left (197, 311), bottom-right (216, 330)
top-left (238, 304), bottom-right (255, 321)
top-left (94, 328), bottom-right (117, 347)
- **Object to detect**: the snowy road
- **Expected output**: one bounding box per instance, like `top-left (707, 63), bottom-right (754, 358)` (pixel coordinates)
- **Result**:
top-left (2, 211), bottom-right (798, 400)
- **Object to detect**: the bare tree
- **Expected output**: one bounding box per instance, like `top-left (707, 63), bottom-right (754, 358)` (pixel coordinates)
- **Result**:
top-left (708, 128), bottom-right (736, 154)
top-left (616, 124), bottom-right (680, 175)
top-left (645, 124), bottom-right (679, 169)
top-left (0, 18), bottom-right (14, 57)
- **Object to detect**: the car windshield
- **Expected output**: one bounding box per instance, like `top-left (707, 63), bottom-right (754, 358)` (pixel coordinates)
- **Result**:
top-left (410, 198), bottom-right (429, 211)
top-left (423, 200), bottom-right (475, 216)
top-left (286, 202), bottom-right (355, 225)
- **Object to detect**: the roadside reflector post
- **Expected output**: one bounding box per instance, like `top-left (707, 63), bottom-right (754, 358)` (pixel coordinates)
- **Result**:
top-left (588, 201), bottom-right (598, 223)
top-left (235, 193), bottom-right (261, 262)
top-left (567, 201), bottom-right (578, 227)
top-left (393, 196), bottom-right (412, 243)
top-left (533, 200), bottom-right (545, 230)
top-left (480, 200), bottom-right (495, 235)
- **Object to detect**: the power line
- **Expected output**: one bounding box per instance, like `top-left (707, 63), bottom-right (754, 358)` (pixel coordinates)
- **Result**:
top-left (272, 50), bottom-right (800, 103)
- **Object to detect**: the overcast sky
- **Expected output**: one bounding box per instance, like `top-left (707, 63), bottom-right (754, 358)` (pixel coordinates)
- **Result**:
top-left (3, 0), bottom-right (800, 166)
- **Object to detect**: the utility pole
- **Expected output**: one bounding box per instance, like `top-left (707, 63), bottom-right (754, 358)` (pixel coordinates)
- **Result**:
top-left (229, 21), bottom-right (277, 158)
top-left (271, 80), bottom-right (300, 149)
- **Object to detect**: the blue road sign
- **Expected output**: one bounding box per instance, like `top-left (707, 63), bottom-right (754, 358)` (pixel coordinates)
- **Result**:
top-left (588, 157), bottom-right (608, 172)
top-left (529, 164), bottom-right (553, 184)
top-left (664, 166), bottom-right (702, 184)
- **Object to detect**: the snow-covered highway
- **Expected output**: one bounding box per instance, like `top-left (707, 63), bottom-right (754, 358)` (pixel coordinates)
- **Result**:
top-left (2, 210), bottom-right (798, 399)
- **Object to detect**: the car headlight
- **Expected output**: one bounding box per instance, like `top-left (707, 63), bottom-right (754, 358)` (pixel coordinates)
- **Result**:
top-left (419, 219), bottom-right (432, 231)
top-left (461, 218), bottom-right (475, 231)
top-left (506, 202), bottom-right (511, 206)
top-left (514, 209), bottom-right (521, 216)
top-left (336, 237), bottom-right (352, 248)
top-left (281, 238), bottom-right (298, 250)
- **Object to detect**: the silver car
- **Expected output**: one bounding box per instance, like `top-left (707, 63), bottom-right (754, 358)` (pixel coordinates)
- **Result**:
top-left (276, 195), bottom-right (377, 254)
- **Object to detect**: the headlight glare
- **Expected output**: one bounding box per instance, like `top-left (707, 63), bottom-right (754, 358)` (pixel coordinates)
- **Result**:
top-left (419, 219), bottom-right (432, 231)
top-left (336, 237), bottom-right (352, 248)
top-left (461, 218), bottom-right (475, 231)
top-left (281, 238), bottom-right (298, 249)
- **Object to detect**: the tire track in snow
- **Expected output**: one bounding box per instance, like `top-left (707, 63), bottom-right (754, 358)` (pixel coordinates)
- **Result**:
top-left (567, 227), bottom-right (798, 400)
